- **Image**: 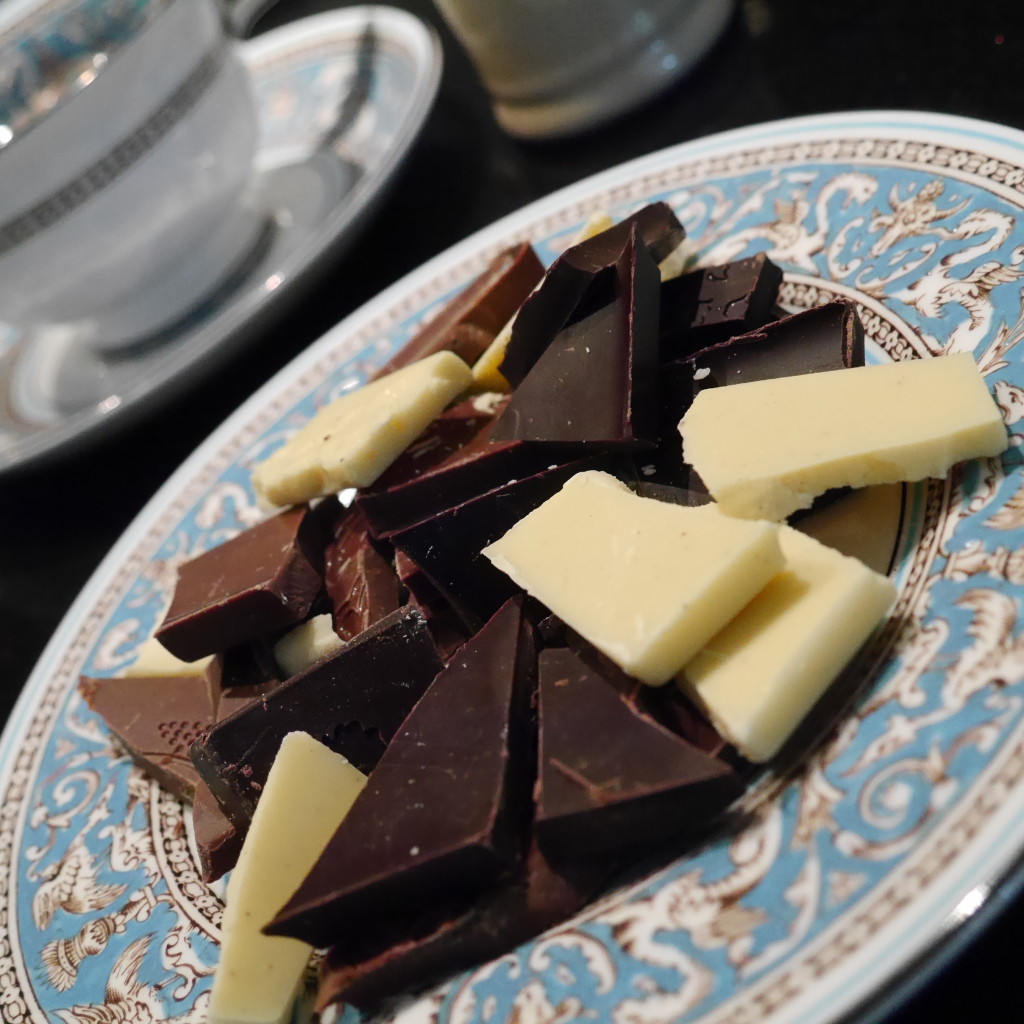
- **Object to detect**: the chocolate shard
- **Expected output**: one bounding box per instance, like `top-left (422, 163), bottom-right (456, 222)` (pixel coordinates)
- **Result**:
top-left (373, 243), bottom-right (545, 378)
top-left (323, 507), bottom-right (402, 640)
top-left (627, 481), bottom-right (712, 506)
top-left (491, 227), bottom-right (660, 448)
top-left (535, 648), bottom-right (742, 857)
top-left (214, 641), bottom-right (284, 722)
top-left (192, 781), bottom-right (243, 882)
top-left (79, 672), bottom-right (219, 801)
top-left (358, 394), bottom-right (580, 538)
top-left (316, 839), bottom-right (614, 1011)
top-left (156, 507), bottom-right (324, 662)
top-left (500, 203), bottom-right (684, 388)
top-left (389, 455), bottom-right (622, 628)
top-left (190, 606), bottom-right (442, 828)
top-left (268, 599), bottom-right (537, 950)
top-left (688, 299), bottom-right (865, 391)
top-left (660, 252), bottom-right (783, 358)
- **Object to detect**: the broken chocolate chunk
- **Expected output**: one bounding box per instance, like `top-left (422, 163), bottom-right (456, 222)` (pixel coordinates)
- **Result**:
top-left (660, 252), bottom-right (783, 358)
top-left (491, 227), bottom-right (660, 448)
top-left (192, 781), bottom-right (243, 882)
top-left (373, 243), bottom-right (544, 378)
top-left (317, 839), bottom-right (614, 1011)
top-left (323, 507), bottom-right (401, 640)
top-left (389, 455), bottom-right (620, 627)
top-left (269, 599), bottom-right (536, 950)
top-left (79, 672), bottom-right (219, 801)
top-left (499, 203), bottom-right (684, 387)
top-left (688, 299), bottom-right (865, 391)
top-left (190, 607), bottom-right (442, 828)
top-left (156, 507), bottom-right (324, 662)
top-left (535, 648), bottom-right (742, 858)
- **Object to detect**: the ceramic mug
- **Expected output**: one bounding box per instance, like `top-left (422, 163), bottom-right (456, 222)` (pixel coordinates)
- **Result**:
top-left (0, 0), bottom-right (263, 349)
top-left (432, 0), bottom-right (734, 139)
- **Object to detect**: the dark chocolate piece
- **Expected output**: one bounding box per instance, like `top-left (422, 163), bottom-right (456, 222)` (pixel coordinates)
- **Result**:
top-left (317, 839), bottom-right (613, 1011)
top-left (269, 599), bottom-right (536, 950)
top-left (323, 507), bottom-right (401, 640)
top-left (660, 252), bottom-right (783, 358)
top-left (628, 481), bottom-right (712, 506)
top-left (491, 228), bottom-right (660, 448)
top-left (688, 299), bottom-right (865, 391)
top-left (535, 648), bottom-right (742, 857)
top-left (373, 243), bottom-right (544, 378)
top-left (192, 781), bottom-right (243, 882)
top-left (79, 673), bottom-right (218, 801)
top-left (358, 396), bottom-right (580, 538)
top-left (190, 607), bottom-right (443, 828)
top-left (642, 360), bottom-right (697, 486)
top-left (156, 507), bottom-right (323, 662)
top-left (499, 203), bottom-right (684, 387)
top-left (389, 455), bottom-right (619, 627)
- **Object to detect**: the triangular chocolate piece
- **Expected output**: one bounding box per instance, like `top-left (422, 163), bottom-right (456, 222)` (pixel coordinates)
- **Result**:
top-left (492, 228), bottom-right (659, 447)
top-left (268, 599), bottom-right (536, 950)
top-left (500, 203), bottom-right (684, 387)
top-left (535, 648), bottom-right (741, 857)
top-left (192, 781), bottom-right (243, 882)
top-left (79, 672), bottom-right (218, 800)
top-left (191, 606), bottom-right (443, 828)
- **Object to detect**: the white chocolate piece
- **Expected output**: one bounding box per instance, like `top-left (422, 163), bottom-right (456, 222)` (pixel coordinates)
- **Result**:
top-left (680, 354), bottom-right (1008, 521)
top-left (121, 635), bottom-right (213, 677)
top-left (657, 236), bottom-right (694, 281)
top-left (482, 471), bottom-right (784, 685)
top-left (254, 351), bottom-right (472, 506)
top-left (679, 526), bottom-right (896, 762)
top-left (470, 210), bottom-right (616, 393)
top-left (273, 614), bottom-right (343, 678)
top-left (208, 732), bottom-right (366, 1024)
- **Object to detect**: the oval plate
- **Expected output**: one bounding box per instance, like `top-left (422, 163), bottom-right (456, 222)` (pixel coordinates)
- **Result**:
top-left (4, 110), bottom-right (1024, 1024)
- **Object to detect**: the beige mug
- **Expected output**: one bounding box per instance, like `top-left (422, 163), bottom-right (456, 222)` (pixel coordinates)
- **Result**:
top-left (433, 0), bottom-right (734, 139)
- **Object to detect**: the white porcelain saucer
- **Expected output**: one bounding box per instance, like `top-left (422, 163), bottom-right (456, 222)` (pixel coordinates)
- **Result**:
top-left (0, 5), bottom-right (441, 474)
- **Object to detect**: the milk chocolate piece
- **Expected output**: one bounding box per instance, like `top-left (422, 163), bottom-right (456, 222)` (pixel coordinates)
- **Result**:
top-left (358, 395), bottom-right (577, 538)
top-left (317, 839), bottom-right (613, 1011)
top-left (373, 243), bottom-right (544, 378)
top-left (191, 607), bottom-right (442, 828)
top-left (661, 252), bottom-right (783, 358)
top-left (492, 229), bottom-right (659, 447)
top-left (193, 781), bottom-right (243, 882)
top-left (688, 299), bottom-right (865, 391)
top-left (156, 508), bottom-right (323, 662)
top-left (389, 456), bottom-right (617, 627)
top-left (269, 600), bottom-right (536, 949)
top-left (79, 673), bottom-right (218, 801)
top-left (535, 648), bottom-right (742, 857)
top-left (323, 507), bottom-right (401, 640)
top-left (500, 203), bottom-right (684, 387)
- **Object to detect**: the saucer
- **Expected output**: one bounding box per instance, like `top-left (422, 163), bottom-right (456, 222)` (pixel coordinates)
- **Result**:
top-left (0, 5), bottom-right (441, 474)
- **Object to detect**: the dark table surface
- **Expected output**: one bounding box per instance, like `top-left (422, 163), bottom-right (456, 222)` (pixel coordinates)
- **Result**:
top-left (3, 0), bottom-right (1024, 1020)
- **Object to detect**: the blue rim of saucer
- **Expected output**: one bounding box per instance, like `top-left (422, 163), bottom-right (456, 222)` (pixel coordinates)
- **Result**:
top-left (0, 5), bottom-right (442, 474)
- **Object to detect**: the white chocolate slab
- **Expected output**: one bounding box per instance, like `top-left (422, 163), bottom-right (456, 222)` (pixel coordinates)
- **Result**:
top-left (254, 351), bottom-right (472, 506)
top-left (273, 613), bottom-right (343, 678)
top-left (680, 354), bottom-right (1008, 520)
top-left (482, 470), bottom-right (784, 684)
top-left (208, 732), bottom-right (366, 1024)
top-left (679, 526), bottom-right (896, 762)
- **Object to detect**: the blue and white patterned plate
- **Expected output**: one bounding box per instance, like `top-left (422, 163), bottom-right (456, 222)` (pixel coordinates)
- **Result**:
top-left (5, 110), bottom-right (1024, 1024)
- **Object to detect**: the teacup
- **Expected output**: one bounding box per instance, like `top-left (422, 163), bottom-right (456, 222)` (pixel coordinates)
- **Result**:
top-left (0, 0), bottom-right (263, 349)
top-left (432, 0), bottom-right (734, 139)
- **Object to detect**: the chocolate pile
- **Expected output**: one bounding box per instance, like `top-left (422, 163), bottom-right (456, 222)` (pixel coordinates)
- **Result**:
top-left (80, 204), bottom-right (867, 1010)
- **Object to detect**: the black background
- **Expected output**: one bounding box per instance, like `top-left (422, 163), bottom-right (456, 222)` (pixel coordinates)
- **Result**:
top-left (3, 1), bottom-right (1024, 1019)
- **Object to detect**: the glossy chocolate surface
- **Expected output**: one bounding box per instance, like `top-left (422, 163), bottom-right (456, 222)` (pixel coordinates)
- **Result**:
top-left (372, 243), bottom-right (544, 378)
top-left (156, 507), bottom-right (323, 662)
top-left (269, 600), bottom-right (535, 950)
top-left (535, 648), bottom-right (742, 857)
top-left (492, 230), bottom-right (660, 447)
top-left (190, 606), bottom-right (442, 827)
top-left (192, 781), bottom-right (242, 883)
top-left (499, 202), bottom-right (684, 387)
